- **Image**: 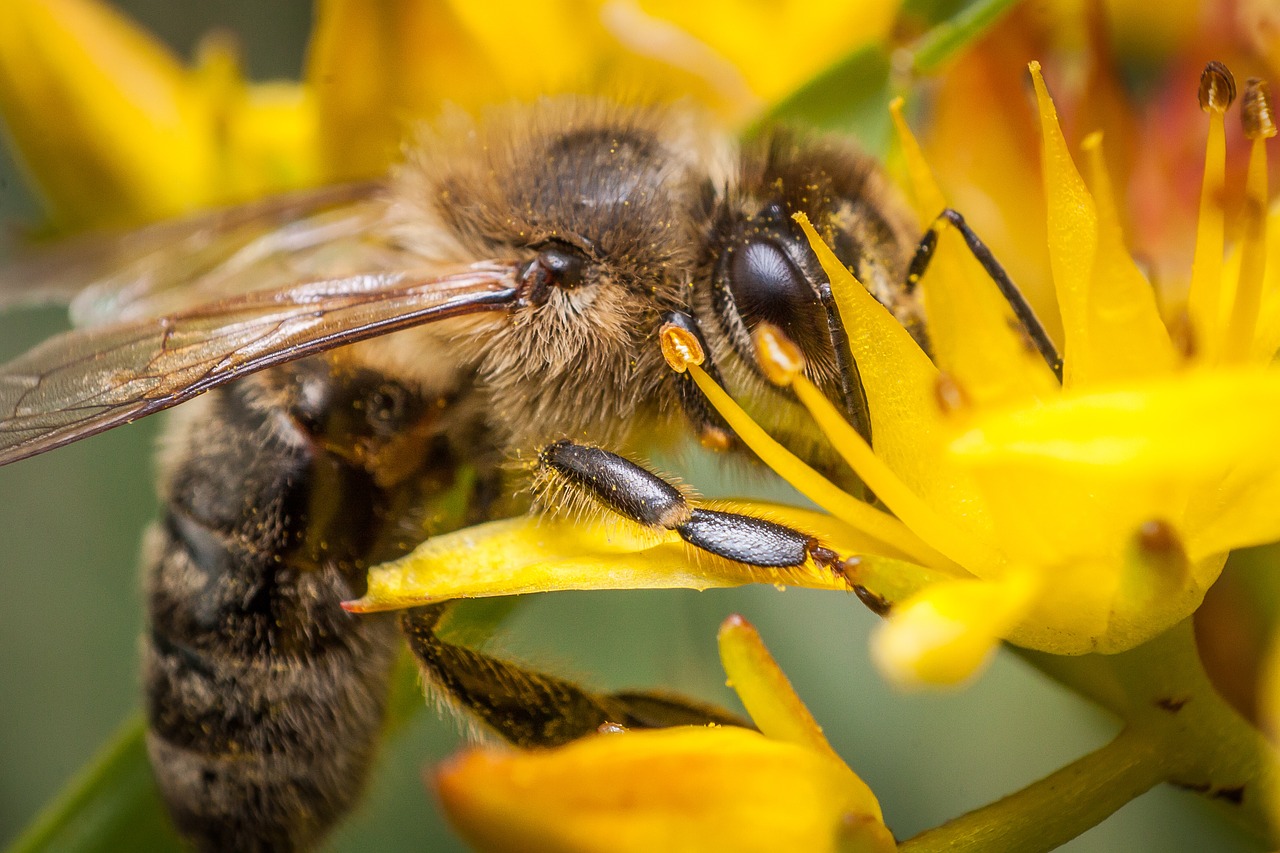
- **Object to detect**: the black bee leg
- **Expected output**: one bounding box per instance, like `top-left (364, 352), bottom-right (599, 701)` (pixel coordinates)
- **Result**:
top-left (400, 603), bottom-right (747, 747)
top-left (538, 440), bottom-right (847, 575)
top-left (814, 278), bottom-right (875, 446)
top-left (661, 311), bottom-right (738, 452)
top-left (906, 208), bottom-right (1063, 382)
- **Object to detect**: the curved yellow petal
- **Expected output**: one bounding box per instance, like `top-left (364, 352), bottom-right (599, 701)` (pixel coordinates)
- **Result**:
top-left (870, 573), bottom-right (1037, 687)
top-left (1078, 132), bottom-right (1177, 379)
top-left (351, 502), bottom-right (886, 612)
top-left (949, 367), bottom-right (1280, 479)
top-left (914, 45), bottom-right (1059, 343)
top-left (717, 615), bottom-right (842, 761)
top-left (883, 105), bottom-right (1060, 408)
top-left (216, 81), bottom-right (321, 200)
top-left (0, 0), bottom-right (216, 227)
top-left (796, 214), bottom-right (998, 538)
top-left (635, 0), bottom-right (899, 106)
top-left (1031, 61), bottom-right (1098, 387)
top-left (306, 0), bottom-right (486, 179)
top-left (435, 727), bottom-right (894, 853)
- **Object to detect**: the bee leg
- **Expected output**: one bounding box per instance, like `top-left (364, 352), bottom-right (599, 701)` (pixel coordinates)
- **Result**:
top-left (539, 440), bottom-right (847, 576)
top-left (400, 603), bottom-right (748, 747)
top-left (812, 277), bottom-right (875, 446)
top-left (906, 208), bottom-right (1063, 382)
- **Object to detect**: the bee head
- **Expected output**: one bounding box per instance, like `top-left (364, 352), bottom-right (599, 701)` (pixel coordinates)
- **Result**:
top-left (391, 99), bottom-right (725, 449)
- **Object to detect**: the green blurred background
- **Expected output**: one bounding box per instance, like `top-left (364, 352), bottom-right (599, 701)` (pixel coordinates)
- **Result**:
top-left (0, 2), bottom-right (1262, 850)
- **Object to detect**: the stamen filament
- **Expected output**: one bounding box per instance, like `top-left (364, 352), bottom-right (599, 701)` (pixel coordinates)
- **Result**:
top-left (1223, 79), bottom-right (1274, 363)
top-left (685, 364), bottom-right (957, 572)
top-left (789, 372), bottom-right (1004, 573)
top-left (1188, 62), bottom-right (1234, 361)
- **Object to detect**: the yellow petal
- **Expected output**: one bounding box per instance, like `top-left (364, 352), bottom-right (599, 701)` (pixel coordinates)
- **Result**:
top-left (0, 0), bottom-right (216, 227)
top-left (717, 615), bottom-right (843, 761)
top-left (883, 108), bottom-right (1060, 407)
top-left (636, 0), bottom-right (899, 106)
top-left (788, 369), bottom-right (1003, 573)
top-left (1078, 132), bottom-right (1177, 379)
top-left (434, 727), bottom-right (895, 853)
top-left (943, 369), bottom-right (1280, 651)
top-left (914, 42), bottom-right (1060, 344)
top-left (306, 0), bottom-right (487, 179)
top-left (949, 367), bottom-right (1280, 480)
top-left (217, 81), bottom-right (321, 200)
top-left (1183, 460), bottom-right (1280, 562)
top-left (1031, 61), bottom-right (1098, 387)
top-left (796, 214), bottom-right (997, 542)
top-left (920, 224), bottom-right (1061, 407)
top-left (870, 573), bottom-right (1037, 688)
top-left (888, 96), bottom-right (946, 223)
top-left (350, 502), bottom-right (881, 612)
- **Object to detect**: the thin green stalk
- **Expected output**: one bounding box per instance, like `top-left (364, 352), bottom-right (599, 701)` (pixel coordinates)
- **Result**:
top-left (898, 726), bottom-right (1167, 853)
top-left (908, 0), bottom-right (1020, 73)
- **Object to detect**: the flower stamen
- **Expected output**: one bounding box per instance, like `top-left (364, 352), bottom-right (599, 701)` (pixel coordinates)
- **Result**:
top-left (752, 324), bottom-right (1002, 574)
top-left (663, 341), bottom-right (955, 571)
top-left (1189, 61), bottom-right (1236, 360)
top-left (1223, 77), bottom-right (1275, 363)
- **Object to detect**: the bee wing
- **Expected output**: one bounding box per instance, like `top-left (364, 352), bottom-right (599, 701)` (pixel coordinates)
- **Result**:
top-left (0, 183), bottom-right (396, 324)
top-left (0, 266), bottom-right (519, 466)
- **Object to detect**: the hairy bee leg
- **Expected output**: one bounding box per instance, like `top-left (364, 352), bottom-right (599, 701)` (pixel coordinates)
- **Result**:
top-left (539, 440), bottom-right (846, 575)
top-left (400, 604), bottom-right (747, 747)
top-left (906, 208), bottom-right (1064, 382)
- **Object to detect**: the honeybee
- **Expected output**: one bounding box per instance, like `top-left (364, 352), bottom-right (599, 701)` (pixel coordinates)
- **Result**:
top-left (0, 99), bottom-right (932, 850)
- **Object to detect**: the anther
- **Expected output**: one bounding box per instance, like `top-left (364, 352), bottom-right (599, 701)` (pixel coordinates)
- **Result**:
top-left (752, 323), bottom-right (805, 386)
top-left (660, 322), bottom-right (705, 373)
top-left (1198, 61), bottom-right (1237, 114)
top-left (1242, 78), bottom-right (1277, 140)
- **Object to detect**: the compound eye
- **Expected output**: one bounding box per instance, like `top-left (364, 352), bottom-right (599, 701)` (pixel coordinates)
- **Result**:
top-left (519, 241), bottom-right (588, 306)
top-left (727, 237), bottom-right (821, 340)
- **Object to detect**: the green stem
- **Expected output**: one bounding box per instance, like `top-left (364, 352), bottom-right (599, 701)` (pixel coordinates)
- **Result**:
top-left (907, 0), bottom-right (1020, 73)
top-left (897, 726), bottom-right (1167, 853)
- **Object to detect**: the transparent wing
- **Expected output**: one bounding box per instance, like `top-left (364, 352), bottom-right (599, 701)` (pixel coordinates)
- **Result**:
top-left (0, 266), bottom-right (518, 466)
top-left (0, 183), bottom-right (398, 325)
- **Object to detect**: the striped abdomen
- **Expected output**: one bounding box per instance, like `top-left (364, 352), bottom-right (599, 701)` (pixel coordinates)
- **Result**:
top-left (143, 358), bottom-right (461, 852)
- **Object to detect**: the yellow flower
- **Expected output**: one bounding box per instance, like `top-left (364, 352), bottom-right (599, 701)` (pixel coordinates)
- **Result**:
top-left (434, 616), bottom-right (894, 853)
top-left (667, 62), bottom-right (1280, 688)
top-left (0, 0), bottom-right (898, 229)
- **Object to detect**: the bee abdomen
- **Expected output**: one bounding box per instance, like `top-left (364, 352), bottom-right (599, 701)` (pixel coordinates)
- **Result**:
top-left (141, 364), bottom-right (431, 852)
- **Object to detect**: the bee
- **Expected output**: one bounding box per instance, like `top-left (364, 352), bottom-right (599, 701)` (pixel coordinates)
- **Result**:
top-left (0, 97), bottom-right (1054, 851)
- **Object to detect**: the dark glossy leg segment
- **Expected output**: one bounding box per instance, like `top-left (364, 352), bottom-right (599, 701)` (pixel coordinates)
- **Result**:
top-left (400, 604), bottom-right (746, 747)
top-left (906, 208), bottom-right (1063, 382)
top-left (540, 440), bottom-right (840, 572)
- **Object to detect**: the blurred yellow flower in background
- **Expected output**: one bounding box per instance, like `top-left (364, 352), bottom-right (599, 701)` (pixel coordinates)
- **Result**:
top-left (0, 0), bottom-right (899, 229)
